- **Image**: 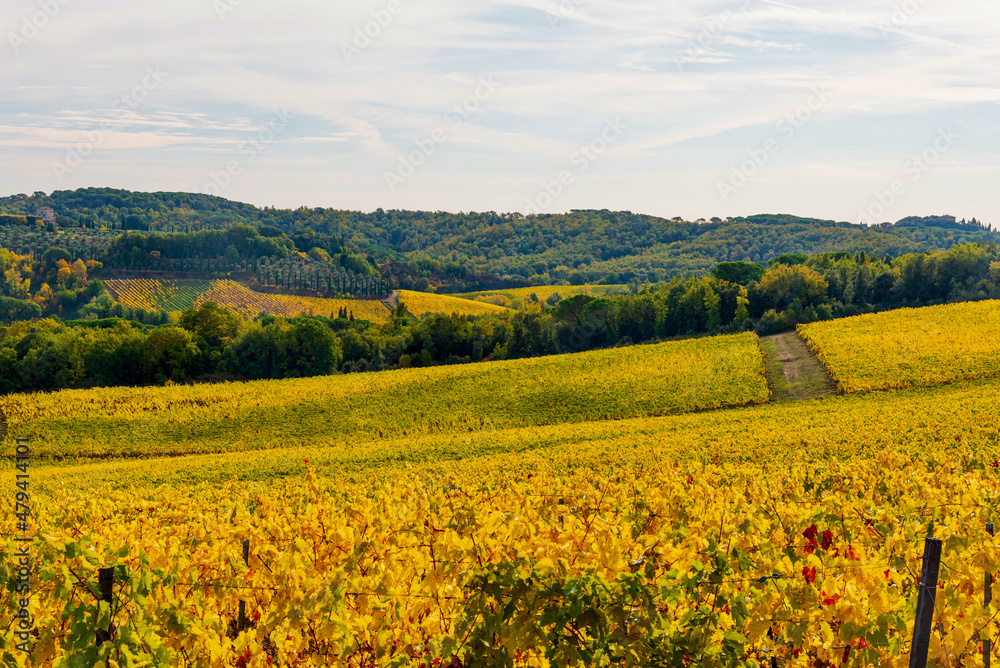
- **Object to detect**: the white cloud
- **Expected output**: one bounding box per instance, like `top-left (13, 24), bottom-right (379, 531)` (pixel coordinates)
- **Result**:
top-left (0, 0), bottom-right (996, 222)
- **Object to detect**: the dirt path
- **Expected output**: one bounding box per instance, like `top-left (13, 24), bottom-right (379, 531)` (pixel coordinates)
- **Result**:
top-left (760, 332), bottom-right (838, 402)
top-left (384, 291), bottom-right (401, 309)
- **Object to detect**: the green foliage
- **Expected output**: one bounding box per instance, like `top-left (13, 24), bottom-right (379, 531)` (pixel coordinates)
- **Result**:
top-left (42, 246), bottom-right (73, 269)
top-left (144, 326), bottom-right (201, 383)
top-left (0, 296), bottom-right (41, 321)
top-left (758, 264), bottom-right (829, 311)
top-left (4, 189), bottom-right (998, 293)
top-left (454, 555), bottom-right (748, 668)
top-left (226, 317), bottom-right (343, 379)
top-left (1, 236), bottom-right (1000, 393)
top-left (103, 225), bottom-right (293, 269)
top-left (179, 301), bottom-right (242, 349)
top-left (712, 261), bottom-right (766, 285)
top-left (769, 253), bottom-right (809, 267)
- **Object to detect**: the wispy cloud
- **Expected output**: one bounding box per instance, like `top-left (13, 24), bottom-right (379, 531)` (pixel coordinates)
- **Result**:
top-left (0, 0), bottom-right (996, 222)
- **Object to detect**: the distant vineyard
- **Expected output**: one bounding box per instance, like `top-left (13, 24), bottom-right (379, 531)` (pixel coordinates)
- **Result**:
top-left (194, 280), bottom-right (391, 321)
top-left (397, 289), bottom-right (513, 317)
top-left (104, 279), bottom-right (211, 312)
top-left (799, 300), bottom-right (1000, 392)
top-left (105, 278), bottom-right (391, 321)
top-left (453, 284), bottom-right (628, 302)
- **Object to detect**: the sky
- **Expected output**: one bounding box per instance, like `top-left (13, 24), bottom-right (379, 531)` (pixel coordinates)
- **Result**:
top-left (1, 0), bottom-right (997, 224)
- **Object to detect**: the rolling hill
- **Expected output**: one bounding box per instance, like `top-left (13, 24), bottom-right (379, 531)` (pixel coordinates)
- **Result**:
top-left (2, 188), bottom-right (995, 291)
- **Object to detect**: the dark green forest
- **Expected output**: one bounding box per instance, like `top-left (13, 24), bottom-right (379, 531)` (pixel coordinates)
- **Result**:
top-left (1, 188), bottom-right (995, 293)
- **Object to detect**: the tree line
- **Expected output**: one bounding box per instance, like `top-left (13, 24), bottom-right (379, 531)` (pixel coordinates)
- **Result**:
top-left (1, 242), bottom-right (997, 394)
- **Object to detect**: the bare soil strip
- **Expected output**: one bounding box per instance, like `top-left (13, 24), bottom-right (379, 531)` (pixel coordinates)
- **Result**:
top-left (761, 332), bottom-right (838, 402)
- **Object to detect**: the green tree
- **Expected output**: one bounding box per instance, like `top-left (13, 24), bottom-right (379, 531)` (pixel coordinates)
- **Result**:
top-left (712, 261), bottom-right (765, 285)
top-left (758, 264), bottom-right (829, 311)
top-left (768, 253), bottom-right (809, 267)
top-left (179, 302), bottom-right (242, 350)
top-left (278, 318), bottom-right (341, 377)
top-left (143, 326), bottom-right (200, 383)
top-left (0, 296), bottom-right (41, 321)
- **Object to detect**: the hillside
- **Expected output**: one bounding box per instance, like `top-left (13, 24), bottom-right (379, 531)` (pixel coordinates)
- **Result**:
top-left (394, 289), bottom-right (513, 317)
top-left (2, 333), bottom-right (767, 460)
top-left (799, 300), bottom-right (1000, 392)
top-left (10, 300), bottom-right (1000, 666)
top-left (2, 189), bottom-right (996, 291)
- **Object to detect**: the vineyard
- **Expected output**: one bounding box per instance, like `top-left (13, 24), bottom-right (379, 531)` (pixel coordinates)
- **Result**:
top-left (0, 333), bottom-right (767, 460)
top-left (4, 302), bottom-right (1000, 667)
top-left (395, 290), bottom-right (513, 318)
top-left (104, 279), bottom-right (212, 312)
top-left (105, 279), bottom-right (392, 322)
top-left (451, 284), bottom-right (628, 306)
top-left (103, 280), bottom-right (512, 321)
top-left (8, 373), bottom-right (1000, 666)
top-left (193, 280), bottom-right (391, 322)
top-left (799, 300), bottom-right (1000, 392)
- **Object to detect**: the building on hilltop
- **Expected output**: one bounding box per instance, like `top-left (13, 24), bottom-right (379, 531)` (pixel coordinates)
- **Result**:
top-left (37, 207), bottom-right (55, 223)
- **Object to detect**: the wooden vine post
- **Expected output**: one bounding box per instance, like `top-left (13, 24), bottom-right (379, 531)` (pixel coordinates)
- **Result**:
top-left (908, 536), bottom-right (942, 668)
top-left (238, 539), bottom-right (250, 632)
top-left (986, 522), bottom-right (995, 668)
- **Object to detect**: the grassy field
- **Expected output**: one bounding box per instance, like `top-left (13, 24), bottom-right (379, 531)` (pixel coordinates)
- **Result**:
top-left (0, 332), bottom-right (766, 461)
top-left (799, 300), bottom-right (1000, 392)
top-left (396, 289), bottom-right (513, 317)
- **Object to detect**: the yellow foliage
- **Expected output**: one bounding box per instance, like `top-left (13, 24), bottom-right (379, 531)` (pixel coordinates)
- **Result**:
top-left (9, 302), bottom-right (1000, 666)
top-left (396, 290), bottom-right (513, 317)
top-left (0, 333), bottom-right (768, 460)
top-left (799, 300), bottom-right (1000, 392)
top-left (105, 279), bottom-right (391, 322)
top-left (194, 280), bottom-right (390, 322)
top-left (10, 372), bottom-right (1000, 666)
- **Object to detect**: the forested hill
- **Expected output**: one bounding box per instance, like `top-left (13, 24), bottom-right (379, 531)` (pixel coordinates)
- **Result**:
top-left (1, 188), bottom-right (996, 290)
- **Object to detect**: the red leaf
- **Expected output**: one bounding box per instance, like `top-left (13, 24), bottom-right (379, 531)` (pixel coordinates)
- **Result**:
top-left (820, 530), bottom-right (834, 550)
